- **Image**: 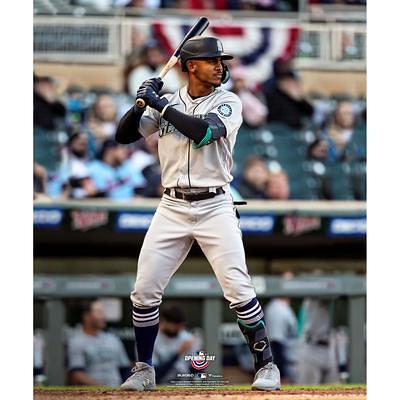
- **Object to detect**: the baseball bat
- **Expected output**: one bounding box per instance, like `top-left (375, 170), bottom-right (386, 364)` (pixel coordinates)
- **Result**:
top-left (136, 16), bottom-right (209, 108)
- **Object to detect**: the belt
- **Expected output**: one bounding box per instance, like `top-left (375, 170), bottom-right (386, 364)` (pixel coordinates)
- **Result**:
top-left (164, 187), bottom-right (225, 202)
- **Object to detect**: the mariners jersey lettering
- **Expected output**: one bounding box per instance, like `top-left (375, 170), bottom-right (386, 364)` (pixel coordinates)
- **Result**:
top-left (138, 85), bottom-right (243, 188)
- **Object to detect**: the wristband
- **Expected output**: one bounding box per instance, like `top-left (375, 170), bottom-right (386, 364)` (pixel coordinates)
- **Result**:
top-left (160, 103), bottom-right (170, 117)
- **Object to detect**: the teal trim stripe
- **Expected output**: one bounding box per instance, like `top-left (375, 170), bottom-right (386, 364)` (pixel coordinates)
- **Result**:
top-left (192, 127), bottom-right (212, 149)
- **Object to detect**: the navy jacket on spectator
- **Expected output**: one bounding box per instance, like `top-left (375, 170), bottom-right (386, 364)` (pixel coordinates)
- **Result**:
top-left (264, 82), bottom-right (314, 129)
top-left (34, 92), bottom-right (66, 131)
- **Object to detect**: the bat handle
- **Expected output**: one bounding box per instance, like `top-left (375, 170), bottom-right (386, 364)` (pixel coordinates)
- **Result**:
top-left (135, 98), bottom-right (146, 108)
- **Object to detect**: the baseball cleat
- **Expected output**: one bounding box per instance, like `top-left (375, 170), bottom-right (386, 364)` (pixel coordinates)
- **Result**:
top-left (251, 362), bottom-right (281, 391)
top-left (120, 362), bottom-right (156, 391)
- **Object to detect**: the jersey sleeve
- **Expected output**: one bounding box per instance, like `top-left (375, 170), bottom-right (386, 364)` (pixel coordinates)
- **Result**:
top-left (208, 92), bottom-right (243, 138)
top-left (138, 94), bottom-right (173, 138)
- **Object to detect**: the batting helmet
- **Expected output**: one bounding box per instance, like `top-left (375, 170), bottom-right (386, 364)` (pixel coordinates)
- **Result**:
top-left (180, 36), bottom-right (233, 72)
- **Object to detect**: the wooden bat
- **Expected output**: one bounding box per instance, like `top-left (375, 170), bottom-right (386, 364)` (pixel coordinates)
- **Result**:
top-left (136, 16), bottom-right (209, 108)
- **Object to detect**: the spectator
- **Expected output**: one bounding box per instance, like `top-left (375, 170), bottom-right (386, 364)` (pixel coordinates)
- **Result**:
top-left (323, 100), bottom-right (355, 162)
top-left (127, 40), bottom-right (183, 97)
top-left (88, 94), bottom-right (119, 147)
top-left (231, 68), bottom-right (268, 129)
top-left (65, 84), bottom-right (88, 129)
top-left (234, 156), bottom-right (269, 199)
top-left (34, 330), bottom-right (46, 385)
top-left (153, 305), bottom-right (199, 384)
top-left (88, 139), bottom-right (146, 199)
top-left (34, 162), bottom-right (51, 201)
top-left (296, 298), bottom-right (339, 384)
top-left (308, 138), bottom-right (328, 161)
top-left (34, 75), bottom-right (66, 131)
top-left (124, 27), bottom-right (147, 92)
top-left (264, 295), bottom-right (298, 383)
top-left (34, 162), bottom-right (47, 195)
top-left (130, 135), bottom-right (163, 197)
top-left (48, 131), bottom-right (97, 199)
top-left (265, 170), bottom-right (290, 200)
top-left (67, 299), bottom-right (131, 387)
top-left (263, 71), bottom-right (314, 129)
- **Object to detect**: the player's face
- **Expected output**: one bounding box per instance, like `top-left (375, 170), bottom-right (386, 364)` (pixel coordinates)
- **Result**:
top-left (190, 58), bottom-right (223, 86)
top-left (89, 301), bottom-right (107, 330)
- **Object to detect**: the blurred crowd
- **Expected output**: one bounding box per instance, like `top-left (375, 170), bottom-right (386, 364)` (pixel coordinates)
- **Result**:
top-left (34, 36), bottom-right (366, 202)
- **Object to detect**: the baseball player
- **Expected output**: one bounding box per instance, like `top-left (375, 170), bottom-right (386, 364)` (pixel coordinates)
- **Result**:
top-left (116, 36), bottom-right (281, 391)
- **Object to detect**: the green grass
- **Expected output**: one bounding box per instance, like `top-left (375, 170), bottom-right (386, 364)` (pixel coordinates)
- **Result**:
top-left (35, 384), bottom-right (366, 391)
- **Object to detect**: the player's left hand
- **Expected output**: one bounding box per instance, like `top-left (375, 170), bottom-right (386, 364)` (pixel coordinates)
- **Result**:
top-left (136, 86), bottom-right (168, 112)
top-left (141, 78), bottom-right (164, 94)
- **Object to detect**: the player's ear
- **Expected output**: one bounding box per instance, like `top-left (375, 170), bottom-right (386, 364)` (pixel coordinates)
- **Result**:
top-left (187, 60), bottom-right (197, 73)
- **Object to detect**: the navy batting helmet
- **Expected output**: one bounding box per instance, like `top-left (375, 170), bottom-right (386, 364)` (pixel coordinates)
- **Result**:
top-left (180, 36), bottom-right (233, 72)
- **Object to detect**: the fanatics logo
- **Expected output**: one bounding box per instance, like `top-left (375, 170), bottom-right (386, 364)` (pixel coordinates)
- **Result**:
top-left (217, 103), bottom-right (232, 117)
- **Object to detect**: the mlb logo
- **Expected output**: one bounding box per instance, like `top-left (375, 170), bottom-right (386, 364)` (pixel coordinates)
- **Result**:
top-left (197, 373), bottom-right (207, 379)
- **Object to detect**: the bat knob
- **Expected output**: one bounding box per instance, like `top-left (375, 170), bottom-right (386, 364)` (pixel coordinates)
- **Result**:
top-left (136, 98), bottom-right (146, 108)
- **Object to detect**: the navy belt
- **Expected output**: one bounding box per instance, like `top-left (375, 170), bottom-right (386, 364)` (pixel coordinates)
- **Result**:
top-left (164, 187), bottom-right (225, 202)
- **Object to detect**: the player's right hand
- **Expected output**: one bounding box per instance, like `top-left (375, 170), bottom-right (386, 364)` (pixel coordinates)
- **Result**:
top-left (139, 78), bottom-right (164, 94)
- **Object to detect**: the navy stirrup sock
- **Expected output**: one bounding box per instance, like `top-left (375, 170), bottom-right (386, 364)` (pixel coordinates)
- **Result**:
top-left (132, 305), bottom-right (160, 366)
top-left (235, 298), bottom-right (273, 371)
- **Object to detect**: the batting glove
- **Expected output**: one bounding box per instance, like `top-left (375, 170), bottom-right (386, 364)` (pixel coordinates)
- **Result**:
top-left (141, 78), bottom-right (164, 94)
top-left (136, 86), bottom-right (168, 113)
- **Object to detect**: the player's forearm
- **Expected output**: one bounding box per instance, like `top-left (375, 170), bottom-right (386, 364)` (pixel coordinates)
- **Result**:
top-left (163, 107), bottom-right (208, 144)
top-left (115, 106), bottom-right (144, 144)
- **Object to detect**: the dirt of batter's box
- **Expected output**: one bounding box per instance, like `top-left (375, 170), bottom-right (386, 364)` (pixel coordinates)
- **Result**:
top-left (34, 388), bottom-right (366, 400)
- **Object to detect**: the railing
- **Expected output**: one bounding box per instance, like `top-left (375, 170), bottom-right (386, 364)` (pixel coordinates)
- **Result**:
top-left (33, 15), bottom-right (366, 71)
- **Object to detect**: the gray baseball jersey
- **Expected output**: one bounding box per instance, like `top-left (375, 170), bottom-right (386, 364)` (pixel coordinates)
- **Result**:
top-left (138, 85), bottom-right (242, 188)
top-left (131, 84), bottom-right (257, 310)
top-left (153, 329), bottom-right (197, 383)
top-left (67, 327), bottom-right (131, 387)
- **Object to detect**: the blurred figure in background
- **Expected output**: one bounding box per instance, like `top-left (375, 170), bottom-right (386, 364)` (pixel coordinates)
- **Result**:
top-left (88, 94), bottom-right (119, 148)
top-left (88, 139), bottom-right (146, 199)
top-left (308, 137), bottom-right (329, 161)
top-left (263, 71), bottom-right (314, 129)
top-left (231, 68), bottom-right (268, 129)
top-left (34, 330), bottom-right (46, 386)
top-left (128, 41), bottom-right (182, 96)
top-left (234, 156), bottom-right (270, 199)
top-left (34, 75), bottom-right (66, 131)
top-left (34, 162), bottom-right (49, 200)
top-left (130, 135), bottom-right (163, 198)
top-left (297, 298), bottom-right (339, 384)
top-left (153, 305), bottom-right (199, 384)
top-left (265, 170), bottom-right (290, 200)
top-left (67, 299), bottom-right (131, 387)
top-left (65, 84), bottom-right (88, 130)
top-left (53, 131), bottom-right (97, 199)
top-left (264, 282), bottom-right (298, 383)
top-left (322, 100), bottom-right (356, 162)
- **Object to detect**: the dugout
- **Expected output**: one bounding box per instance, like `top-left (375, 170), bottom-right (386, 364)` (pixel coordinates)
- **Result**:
top-left (34, 273), bottom-right (365, 385)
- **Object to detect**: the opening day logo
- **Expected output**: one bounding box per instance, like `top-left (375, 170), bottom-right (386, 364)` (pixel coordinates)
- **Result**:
top-left (184, 351), bottom-right (216, 370)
